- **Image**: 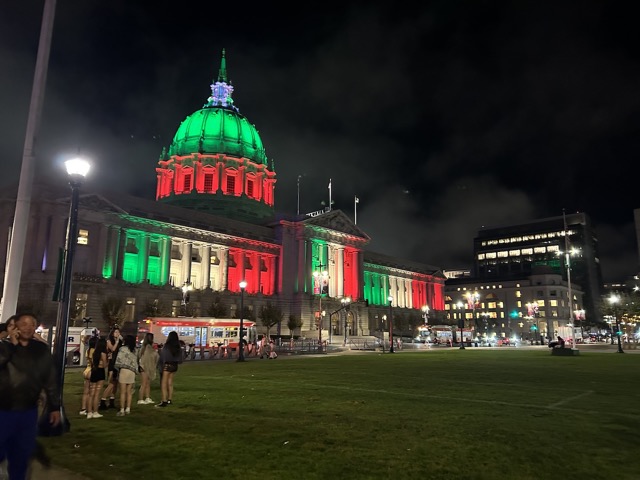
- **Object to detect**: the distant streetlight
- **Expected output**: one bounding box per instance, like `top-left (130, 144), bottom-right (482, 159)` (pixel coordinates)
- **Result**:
top-left (341, 297), bottom-right (352, 345)
top-left (313, 265), bottom-right (328, 351)
top-left (43, 157), bottom-right (90, 436)
top-left (456, 301), bottom-right (465, 350)
top-left (421, 305), bottom-right (430, 327)
top-left (181, 281), bottom-right (193, 307)
top-left (388, 296), bottom-right (394, 353)
top-left (607, 294), bottom-right (624, 354)
top-left (238, 280), bottom-right (247, 361)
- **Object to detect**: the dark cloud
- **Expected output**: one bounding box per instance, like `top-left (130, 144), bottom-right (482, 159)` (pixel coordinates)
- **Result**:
top-left (1, 0), bottom-right (638, 281)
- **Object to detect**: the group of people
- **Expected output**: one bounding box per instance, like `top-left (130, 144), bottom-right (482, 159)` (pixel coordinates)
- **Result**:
top-left (0, 313), bottom-right (185, 479)
top-left (79, 326), bottom-right (184, 416)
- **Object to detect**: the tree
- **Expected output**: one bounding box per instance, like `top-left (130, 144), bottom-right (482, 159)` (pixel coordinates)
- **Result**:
top-left (287, 314), bottom-right (303, 338)
top-left (234, 305), bottom-right (255, 322)
top-left (207, 300), bottom-right (229, 318)
top-left (101, 296), bottom-right (127, 329)
top-left (140, 299), bottom-right (172, 318)
top-left (259, 303), bottom-right (283, 338)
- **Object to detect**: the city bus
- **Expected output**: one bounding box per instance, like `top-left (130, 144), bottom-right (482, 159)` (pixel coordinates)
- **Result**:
top-left (416, 325), bottom-right (455, 345)
top-left (138, 317), bottom-right (257, 350)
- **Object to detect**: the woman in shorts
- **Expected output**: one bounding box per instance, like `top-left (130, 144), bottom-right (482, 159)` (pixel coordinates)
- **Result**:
top-left (155, 331), bottom-right (183, 408)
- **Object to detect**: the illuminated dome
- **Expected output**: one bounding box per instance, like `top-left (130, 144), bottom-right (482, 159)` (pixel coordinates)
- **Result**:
top-left (156, 50), bottom-right (276, 223)
top-left (169, 105), bottom-right (267, 165)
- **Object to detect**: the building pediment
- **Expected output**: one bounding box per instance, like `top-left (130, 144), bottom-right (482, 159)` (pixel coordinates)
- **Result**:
top-left (303, 210), bottom-right (370, 243)
top-left (77, 194), bottom-right (128, 214)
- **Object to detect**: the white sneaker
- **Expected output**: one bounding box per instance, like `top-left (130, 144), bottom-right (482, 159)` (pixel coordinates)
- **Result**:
top-left (92, 412), bottom-right (103, 418)
top-left (87, 412), bottom-right (93, 419)
top-left (137, 400), bottom-right (146, 405)
top-left (116, 410), bottom-right (125, 417)
top-left (144, 398), bottom-right (154, 404)
top-left (125, 408), bottom-right (131, 415)
top-left (79, 409), bottom-right (87, 416)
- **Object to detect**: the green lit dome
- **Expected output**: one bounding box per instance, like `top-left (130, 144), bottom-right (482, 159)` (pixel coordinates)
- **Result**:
top-left (168, 107), bottom-right (268, 165)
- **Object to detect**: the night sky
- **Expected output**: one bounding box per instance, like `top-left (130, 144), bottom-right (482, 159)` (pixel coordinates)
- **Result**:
top-left (1, 1), bottom-right (639, 281)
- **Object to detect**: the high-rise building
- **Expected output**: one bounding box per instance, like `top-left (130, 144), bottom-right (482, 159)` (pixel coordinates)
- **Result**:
top-left (473, 213), bottom-right (603, 323)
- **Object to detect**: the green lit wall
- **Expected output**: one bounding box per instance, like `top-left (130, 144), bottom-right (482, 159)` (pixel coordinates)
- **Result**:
top-left (363, 270), bottom-right (389, 306)
top-left (111, 229), bottom-right (170, 286)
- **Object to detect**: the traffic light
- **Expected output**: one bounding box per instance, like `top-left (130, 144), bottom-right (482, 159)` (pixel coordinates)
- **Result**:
top-left (531, 325), bottom-right (537, 331)
top-left (510, 310), bottom-right (518, 319)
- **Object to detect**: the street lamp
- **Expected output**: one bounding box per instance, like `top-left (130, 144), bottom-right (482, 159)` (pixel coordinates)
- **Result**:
top-left (608, 294), bottom-right (624, 354)
top-left (181, 281), bottom-right (193, 312)
top-left (456, 301), bottom-right (465, 350)
top-left (465, 291), bottom-right (479, 337)
top-left (238, 280), bottom-right (247, 361)
top-left (421, 305), bottom-right (430, 327)
top-left (43, 157), bottom-right (90, 436)
top-left (388, 295), bottom-right (394, 353)
top-left (341, 297), bottom-right (351, 345)
top-left (313, 266), bottom-right (328, 351)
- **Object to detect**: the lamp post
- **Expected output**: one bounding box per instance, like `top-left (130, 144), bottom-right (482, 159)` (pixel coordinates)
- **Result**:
top-left (313, 266), bottom-right (328, 351)
top-left (341, 297), bottom-right (351, 345)
top-left (381, 314), bottom-right (387, 352)
top-left (456, 301), bottom-right (465, 349)
top-left (181, 281), bottom-right (193, 314)
top-left (421, 305), bottom-right (430, 327)
top-left (465, 291), bottom-right (479, 340)
top-left (43, 157), bottom-right (90, 436)
top-left (388, 295), bottom-right (395, 353)
top-left (608, 294), bottom-right (624, 354)
top-left (238, 280), bottom-right (247, 361)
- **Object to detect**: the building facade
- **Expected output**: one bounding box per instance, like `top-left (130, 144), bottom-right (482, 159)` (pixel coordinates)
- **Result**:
top-left (445, 269), bottom-right (585, 342)
top-left (0, 52), bottom-right (445, 340)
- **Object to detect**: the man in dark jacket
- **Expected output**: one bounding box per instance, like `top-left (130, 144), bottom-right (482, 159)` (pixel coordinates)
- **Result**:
top-left (0, 313), bottom-right (60, 479)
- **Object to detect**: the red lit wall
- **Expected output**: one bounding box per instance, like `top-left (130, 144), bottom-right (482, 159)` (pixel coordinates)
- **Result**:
top-left (343, 247), bottom-right (360, 300)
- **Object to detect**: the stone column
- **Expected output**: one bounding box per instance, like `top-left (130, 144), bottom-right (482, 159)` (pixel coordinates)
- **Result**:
top-left (140, 234), bottom-right (150, 283)
top-left (220, 247), bottom-right (229, 290)
top-left (115, 228), bottom-right (126, 280)
top-left (181, 241), bottom-right (192, 285)
top-left (337, 247), bottom-right (344, 297)
top-left (161, 237), bottom-right (172, 286)
top-left (202, 245), bottom-right (211, 289)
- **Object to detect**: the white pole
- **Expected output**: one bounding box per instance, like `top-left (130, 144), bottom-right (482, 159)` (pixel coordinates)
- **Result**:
top-left (563, 210), bottom-right (576, 350)
top-left (297, 175), bottom-right (301, 215)
top-left (1, 0), bottom-right (57, 322)
top-left (328, 179), bottom-right (332, 212)
top-left (354, 196), bottom-right (358, 224)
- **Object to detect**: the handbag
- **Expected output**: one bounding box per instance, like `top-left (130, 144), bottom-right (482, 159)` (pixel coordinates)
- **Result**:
top-left (83, 365), bottom-right (91, 380)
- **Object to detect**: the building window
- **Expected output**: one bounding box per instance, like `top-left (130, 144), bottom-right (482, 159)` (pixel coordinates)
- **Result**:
top-left (498, 251), bottom-right (508, 258)
top-left (204, 173), bottom-right (214, 192)
top-left (515, 291), bottom-right (521, 298)
top-left (521, 248), bottom-right (533, 255)
top-left (550, 290), bottom-right (557, 296)
top-left (247, 179), bottom-right (254, 197)
top-left (477, 253), bottom-right (485, 260)
top-left (183, 173), bottom-right (192, 193)
top-left (227, 175), bottom-right (236, 193)
top-left (77, 229), bottom-right (89, 245)
top-left (125, 297), bottom-right (135, 322)
top-left (550, 300), bottom-right (558, 307)
top-left (534, 246), bottom-right (546, 254)
top-left (73, 293), bottom-right (88, 321)
top-left (509, 249), bottom-right (520, 256)
top-left (486, 252), bottom-right (496, 259)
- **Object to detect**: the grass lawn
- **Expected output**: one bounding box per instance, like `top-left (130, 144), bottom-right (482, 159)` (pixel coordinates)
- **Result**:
top-left (40, 349), bottom-right (640, 480)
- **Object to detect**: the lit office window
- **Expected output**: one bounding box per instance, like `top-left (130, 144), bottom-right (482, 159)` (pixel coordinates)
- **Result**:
top-left (77, 229), bottom-right (89, 245)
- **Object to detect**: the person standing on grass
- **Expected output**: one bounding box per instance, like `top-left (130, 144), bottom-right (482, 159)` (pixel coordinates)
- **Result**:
top-left (155, 331), bottom-right (183, 408)
top-left (137, 333), bottom-right (159, 405)
top-left (79, 336), bottom-right (97, 416)
top-left (87, 338), bottom-right (108, 419)
top-left (114, 335), bottom-right (139, 416)
top-left (0, 313), bottom-right (60, 479)
top-left (100, 326), bottom-right (123, 410)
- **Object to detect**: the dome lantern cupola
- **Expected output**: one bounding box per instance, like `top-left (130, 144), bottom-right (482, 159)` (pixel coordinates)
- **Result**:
top-left (155, 50), bottom-right (276, 224)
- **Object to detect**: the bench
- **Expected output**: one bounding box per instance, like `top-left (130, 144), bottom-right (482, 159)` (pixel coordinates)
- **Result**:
top-left (551, 347), bottom-right (580, 356)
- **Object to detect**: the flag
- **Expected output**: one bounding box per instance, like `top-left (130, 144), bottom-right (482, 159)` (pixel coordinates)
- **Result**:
top-left (355, 196), bottom-right (359, 203)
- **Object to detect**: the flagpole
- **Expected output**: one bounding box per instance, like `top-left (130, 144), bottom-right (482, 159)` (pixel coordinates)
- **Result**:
top-left (328, 179), bottom-right (332, 212)
top-left (297, 175), bottom-right (301, 215)
top-left (354, 196), bottom-right (359, 224)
